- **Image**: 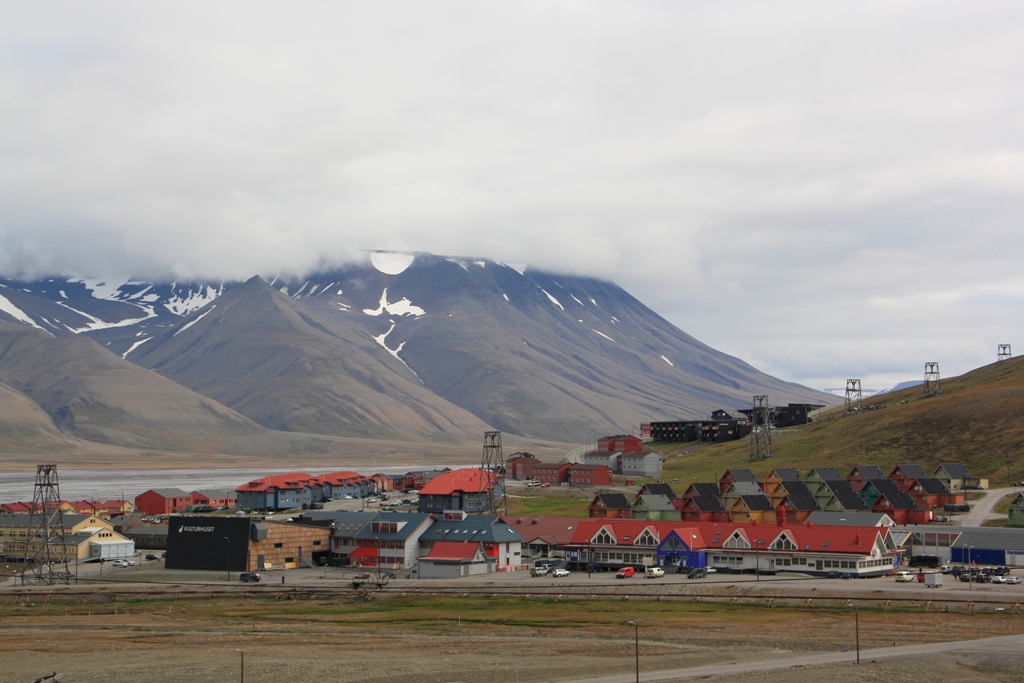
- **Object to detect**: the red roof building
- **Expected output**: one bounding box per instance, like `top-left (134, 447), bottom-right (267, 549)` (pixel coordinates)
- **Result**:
top-left (533, 463), bottom-right (571, 485)
top-left (417, 468), bottom-right (501, 514)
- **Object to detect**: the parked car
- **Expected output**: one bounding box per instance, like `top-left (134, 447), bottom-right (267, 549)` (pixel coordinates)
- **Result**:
top-left (645, 567), bottom-right (665, 579)
top-left (826, 570), bottom-right (842, 579)
top-left (239, 572), bottom-right (262, 583)
top-left (145, 554), bottom-right (159, 561)
top-left (308, 501), bottom-right (324, 510)
top-left (842, 572), bottom-right (855, 579)
top-left (705, 567), bottom-right (717, 573)
top-left (894, 571), bottom-right (914, 582)
top-left (991, 575), bottom-right (1008, 584)
top-left (354, 572), bottom-right (372, 580)
top-left (540, 483), bottom-right (551, 488)
top-left (530, 566), bottom-right (549, 577)
top-left (616, 567), bottom-right (636, 579)
top-left (686, 567), bottom-right (707, 579)
top-left (551, 568), bottom-right (571, 578)
top-left (940, 565), bottom-right (952, 574)
top-left (1004, 576), bottom-right (1021, 585)
top-left (111, 559), bottom-right (130, 568)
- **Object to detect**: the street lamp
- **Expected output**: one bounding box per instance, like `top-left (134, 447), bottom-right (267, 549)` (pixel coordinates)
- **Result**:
top-left (967, 545), bottom-right (973, 591)
top-left (224, 536), bottom-right (231, 582)
top-left (627, 620), bottom-right (639, 683)
top-left (236, 649), bottom-right (244, 683)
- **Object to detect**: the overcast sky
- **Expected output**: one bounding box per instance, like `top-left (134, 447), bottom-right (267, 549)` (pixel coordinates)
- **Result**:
top-left (2, 2), bottom-right (1022, 392)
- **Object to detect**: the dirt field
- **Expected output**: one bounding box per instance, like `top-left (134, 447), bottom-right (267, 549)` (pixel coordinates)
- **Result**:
top-left (2, 587), bottom-right (1023, 683)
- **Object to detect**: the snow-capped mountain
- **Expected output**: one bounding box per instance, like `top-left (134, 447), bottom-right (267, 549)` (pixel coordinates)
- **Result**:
top-left (0, 252), bottom-right (834, 446)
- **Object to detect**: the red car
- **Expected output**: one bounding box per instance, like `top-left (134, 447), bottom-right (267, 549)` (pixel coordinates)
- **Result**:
top-left (616, 567), bottom-right (635, 579)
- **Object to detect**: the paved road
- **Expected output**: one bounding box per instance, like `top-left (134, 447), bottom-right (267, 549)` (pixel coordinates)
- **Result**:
top-left (565, 633), bottom-right (1024, 683)
top-left (959, 487), bottom-right (1017, 526)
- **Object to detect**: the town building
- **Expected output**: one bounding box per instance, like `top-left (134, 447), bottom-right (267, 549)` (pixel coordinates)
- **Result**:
top-left (620, 452), bottom-right (663, 478)
top-left (567, 464), bottom-right (613, 487)
top-left (1009, 494), bottom-right (1024, 528)
top-left (416, 468), bottom-right (502, 514)
top-left (505, 452), bottom-right (540, 480)
top-left (533, 462), bottom-right (572, 486)
top-left (588, 493), bottom-right (632, 519)
top-left (416, 510), bottom-right (524, 576)
top-left (190, 490), bottom-right (237, 509)
top-left (135, 488), bottom-right (193, 516)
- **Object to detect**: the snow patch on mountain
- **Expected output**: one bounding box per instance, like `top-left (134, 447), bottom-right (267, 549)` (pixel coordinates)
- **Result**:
top-left (123, 337), bottom-right (152, 358)
top-left (164, 285), bottom-right (220, 316)
top-left (70, 278), bottom-right (127, 301)
top-left (570, 294), bottom-right (585, 307)
top-left (503, 293), bottom-right (509, 302)
top-left (541, 289), bottom-right (564, 311)
top-left (57, 301), bottom-right (157, 333)
top-left (363, 288), bottom-right (426, 318)
top-left (0, 294), bottom-right (45, 330)
top-left (174, 306), bottom-right (215, 337)
top-left (661, 355), bottom-right (674, 367)
top-left (372, 324), bottom-right (419, 378)
top-left (593, 329), bottom-right (615, 342)
top-left (371, 252), bottom-right (415, 275)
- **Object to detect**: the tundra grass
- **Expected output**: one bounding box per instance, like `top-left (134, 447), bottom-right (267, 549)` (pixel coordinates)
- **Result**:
top-left (647, 357), bottom-right (1024, 488)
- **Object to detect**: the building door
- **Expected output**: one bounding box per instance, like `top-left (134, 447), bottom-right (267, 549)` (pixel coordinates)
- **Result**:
top-left (815, 560), bottom-right (823, 571)
top-left (257, 555), bottom-right (265, 570)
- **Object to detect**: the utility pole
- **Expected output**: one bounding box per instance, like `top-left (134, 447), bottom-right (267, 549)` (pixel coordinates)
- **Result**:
top-left (22, 465), bottom-right (72, 585)
top-left (844, 380), bottom-right (862, 416)
top-left (924, 362), bottom-right (941, 397)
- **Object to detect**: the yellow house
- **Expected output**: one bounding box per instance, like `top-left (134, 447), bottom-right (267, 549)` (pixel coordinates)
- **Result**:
top-left (0, 512), bottom-right (117, 561)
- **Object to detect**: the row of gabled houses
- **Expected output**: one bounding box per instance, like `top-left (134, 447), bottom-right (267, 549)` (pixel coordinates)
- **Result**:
top-left (503, 514), bottom-right (900, 577)
top-left (0, 499), bottom-right (134, 518)
top-left (587, 464), bottom-right (974, 526)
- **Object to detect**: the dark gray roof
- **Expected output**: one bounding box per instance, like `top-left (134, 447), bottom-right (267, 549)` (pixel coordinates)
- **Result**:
top-left (809, 467), bottom-right (844, 481)
top-left (633, 494), bottom-right (676, 512)
top-left (727, 481), bottom-right (763, 495)
top-left (912, 477), bottom-right (950, 495)
top-left (824, 479), bottom-right (870, 510)
top-left (300, 511), bottom-right (378, 535)
top-left (688, 483), bottom-right (723, 500)
top-left (688, 494), bottom-right (727, 513)
top-left (419, 515), bottom-right (524, 543)
top-left (937, 463), bottom-right (975, 480)
top-left (124, 526), bottom-right (169, 538)
top-left (354, 512), bottom-right (432, 541)
top-left (723, 468), bottom-right (758, 483)
top-left (850, 465), bottom-right (885, 479)
top-left (894, 464), bottom-right (929, 479)
top-left (807, 511), bottom-right (895, 527)
top-left (780, 481), bottom-right (820, 512)
top-left (640, 483), bottom-right (677, 498)
top-left (0, 512), bottom-right (90, 528)
top-left (594, 493), bottom-right (632, 510)
top-left (771, 468), bottom-right (803, 481)
top-left (867, 479), bottom-right (920, 510)
top-left (739, 494), bottom-right (776, 512)
top-left (893, 526), bottom-right (1024, 553)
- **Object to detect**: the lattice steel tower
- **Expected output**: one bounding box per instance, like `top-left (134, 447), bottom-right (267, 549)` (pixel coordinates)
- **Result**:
top-left (844, 379), bottom-right (862, 416)
top-left (998, 344), bottom-right (1012, 363)
top-left (924, 362), bottom-right (941, 397)
top-left (479, 430), bottom-right (506, 515)
top-left (21, 464), bottom-right (73, 585)
top-left (749, 395), bottom-right (773, 461)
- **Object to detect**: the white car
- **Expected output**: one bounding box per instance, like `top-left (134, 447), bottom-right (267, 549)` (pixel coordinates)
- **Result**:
top-left (1004, 576), bottom-right (1021, 585)
top-left (551, 568), bottom-right (570, 578)
top-left (111, 559), bottom-right (131, 568)
top-left (706, 567), bottom-right (717, 573)
top-left (894, 571), bottom-right (914, 582)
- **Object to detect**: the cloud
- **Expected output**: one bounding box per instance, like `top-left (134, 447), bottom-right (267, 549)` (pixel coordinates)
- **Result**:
top-left (1, 1), bottom-right (1022, 389)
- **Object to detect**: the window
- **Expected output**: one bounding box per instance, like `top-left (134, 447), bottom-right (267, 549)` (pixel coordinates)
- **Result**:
top-left (724, 532), bottom-right (751, 549)
top-left (274, 543), bottom-right (283, 548)
top-left (635, 529), bottom-right (658, 546)
top-left (771, 535), bottom-right (796, 551)
top-left (592, 529), bottom-right (615, 545)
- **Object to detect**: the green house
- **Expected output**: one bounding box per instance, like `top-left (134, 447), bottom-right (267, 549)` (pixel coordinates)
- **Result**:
top-left (631, 494), bottom-right (681, 521)
top-left (1008, 493), bottom-right (1024, 528)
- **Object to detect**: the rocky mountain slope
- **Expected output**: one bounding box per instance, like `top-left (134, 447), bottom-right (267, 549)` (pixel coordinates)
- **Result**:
top-left (0, 252), bottom-right (833, 446)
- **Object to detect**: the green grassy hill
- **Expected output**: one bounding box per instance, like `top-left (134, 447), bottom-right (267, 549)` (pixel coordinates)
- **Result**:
top-left (656, 356), bottom-right (1024, 487)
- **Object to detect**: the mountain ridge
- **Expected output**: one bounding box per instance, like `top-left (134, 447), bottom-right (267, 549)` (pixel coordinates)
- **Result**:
top-left (0, 252), bottom-right (834, 448)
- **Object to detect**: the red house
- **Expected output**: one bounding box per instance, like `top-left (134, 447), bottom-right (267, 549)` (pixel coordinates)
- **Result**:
top-left (135, 488), bottom-right (192, 516)
top-left (534, 463), bottom-right (572, 485)
top-left (596, 435), bottom-right (643, 453)
top-left (506, 452), bottom-right (540, 480)
top-left (567, 464), bottom-right (613, 487)
top-left (190, 489), bottom-right (237, 508)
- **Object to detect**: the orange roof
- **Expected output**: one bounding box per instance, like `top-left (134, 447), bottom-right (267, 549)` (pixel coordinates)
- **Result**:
top-left (420, 541), bottom-right (483, 561)
top-left (418, 468), bottom-right (496, 496)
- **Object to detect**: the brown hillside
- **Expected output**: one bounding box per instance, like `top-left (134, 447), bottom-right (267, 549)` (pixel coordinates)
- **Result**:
top-left (660, 356), bottom-right (1024, 486)
top-left (0, 321), bottom-right (266, 451)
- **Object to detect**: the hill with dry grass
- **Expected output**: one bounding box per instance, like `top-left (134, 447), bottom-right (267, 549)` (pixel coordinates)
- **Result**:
top-left (658, 356), bottom-right (1024, 486)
